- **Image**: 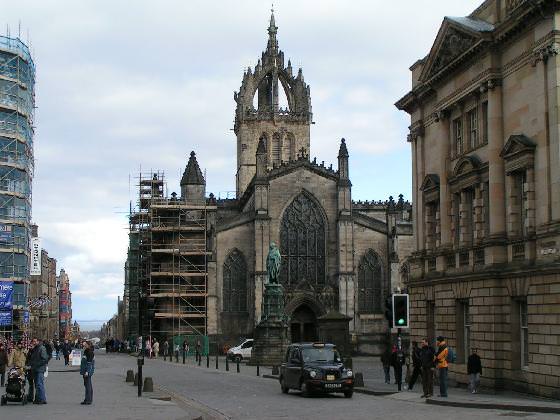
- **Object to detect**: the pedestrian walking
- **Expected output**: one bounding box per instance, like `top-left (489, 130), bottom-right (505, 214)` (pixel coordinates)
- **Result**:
top-left (434, 336), bottom-right (449, 397)
top-left (390, 344), bottom-right (405, 391)
top-left (80, 341), bottom-right (95, 405)
top-left (182, 340), bottom-right (189, 364)
top-left (54, 340), bottom-right (61, 360)
top-left (407, 341), bottom-right (422, 391)
top-left (467, 347), bottom-right (482, 394)
top-left (174, 343), bottom-right (180, 363)
top-left (419, 338), bottom-right (435, 398)
top-left (153, 340), bottom-right (160, 359)
top-left (62, 339), bottom-right (72, 366)
top-left (380, 346), bottom-right (391, 384)
top-left (0, 342), bottom-right (8, 386)
top-left (163, 340), bottom-right (169, 361)
top-left (195, 339), bottom-right (202, 363)
top-left (29, 337), bottom-right (49, 404)
top-left (145, 338), bottom-right (152, 359)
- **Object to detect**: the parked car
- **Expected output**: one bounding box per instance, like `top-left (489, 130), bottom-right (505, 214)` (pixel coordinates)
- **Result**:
top-left (227, 338), bottom-right (253, 362)
top-left (279, 343), bottom-right (354, 398)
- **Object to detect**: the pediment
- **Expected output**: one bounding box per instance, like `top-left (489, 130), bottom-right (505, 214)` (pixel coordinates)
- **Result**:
top-left (420, 17), bottom-right (493, 82)
top-left (453, 155), bottom-right (481, 177)
top-left (500, 134), bottom-right (536, 159)
top-left (420, 174), bottom-right (440, 191)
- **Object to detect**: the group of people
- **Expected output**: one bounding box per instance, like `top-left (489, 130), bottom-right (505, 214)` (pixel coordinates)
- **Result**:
top-left (0, 337), bottom-right (96, 405)
top-left (104, 338), bottom-right (129, 353)
top-left (381, 336), bottom-right (483, 398)
top-left (142, 336), bottom-right (203, 363)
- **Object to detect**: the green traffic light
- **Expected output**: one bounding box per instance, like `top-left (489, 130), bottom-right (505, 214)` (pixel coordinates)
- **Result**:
top-left (398, 318), bottom-right (405, 325)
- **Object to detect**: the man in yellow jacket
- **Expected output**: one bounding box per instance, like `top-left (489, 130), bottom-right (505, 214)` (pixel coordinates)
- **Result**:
top-left (8, 341), bottom-right (27, 375)
top-left (434, 336), bottom-right (449, 397)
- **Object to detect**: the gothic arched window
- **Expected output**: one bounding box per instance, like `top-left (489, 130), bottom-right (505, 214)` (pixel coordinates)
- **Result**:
top-left (223, 249), bottom-right (247, 312)
top-left (280, 193), bottom-right (326, 286)
top-left (283, 132), bottom-right (295, 162)
top-left (358, 250), bottom-right (384, 313)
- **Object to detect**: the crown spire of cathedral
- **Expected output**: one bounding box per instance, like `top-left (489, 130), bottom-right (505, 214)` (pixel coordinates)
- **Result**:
top-left (267, 6), bottom-right (278, 55)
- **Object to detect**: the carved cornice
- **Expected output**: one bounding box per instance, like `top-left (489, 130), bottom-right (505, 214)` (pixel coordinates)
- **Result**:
top-left (407, 121), bottom-right (425, 142)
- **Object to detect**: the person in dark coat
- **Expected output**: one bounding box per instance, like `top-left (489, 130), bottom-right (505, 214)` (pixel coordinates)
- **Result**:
top-left (390, 344), bottom-right (405, 390)
top-left (162, 340), bottom-right (169, 361)
top-left (29, 338), bottom-right (49, 404)
top-left (467, 347), bottom-right (482, 394)
top-left (380, 347), bottom-right (392, 384)
top-left (80, 341), bottom-right (95, 405)
top-left (419, 338), bottom-right (435, 398)
top-left (25, 342), bottom-right (35, 402)
top-left (0, 342), bottom-right (8, 387)
top-left (407, 341), bottom-right (422, 391)
top-left (62, 339), bottom-right (72, 366)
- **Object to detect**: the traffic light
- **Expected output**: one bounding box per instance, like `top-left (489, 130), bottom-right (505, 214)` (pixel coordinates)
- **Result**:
top-left (392, 294), bottom-right (409, 329)
top-left (384, 296), bottom-right (393, 328)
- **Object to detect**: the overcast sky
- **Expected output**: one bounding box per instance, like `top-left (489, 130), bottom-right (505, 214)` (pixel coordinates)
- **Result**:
top-left (2, 0), bottom-right (482, 330)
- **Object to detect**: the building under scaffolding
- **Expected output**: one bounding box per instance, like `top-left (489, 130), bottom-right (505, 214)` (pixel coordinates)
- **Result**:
top-left (126, 152), bottom-right (216, 348)
top-left (0, 35), bottom-right (35, 340)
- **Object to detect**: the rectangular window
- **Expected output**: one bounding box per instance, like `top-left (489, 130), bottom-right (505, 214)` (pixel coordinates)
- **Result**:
top-left (481, 102), bottom-right (488, 144)
top-left (453, 193), bottom-right (461, 246)
top-left (514, 171), bottom-right (527, 237)
top-left (520, 300), bottom-right (528, 368)
top-left (456, 300), bottom-right (470, 364)
top-left (463, 189), bottom-right (474, 245)
top-left (467, 108), bottom-right (478, 149)
top-left (484, 182), bottom-right (490, 238)
top-left (464, 302), bottom-right (471, 364)
top-left (453, 118), bottom-right (463, 156)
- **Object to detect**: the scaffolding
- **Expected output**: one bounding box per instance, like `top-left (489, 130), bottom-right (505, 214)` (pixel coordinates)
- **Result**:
top-left (127, 171), bottom-right (213, 343)
top-left (0, 35), bottom-right (35, 340)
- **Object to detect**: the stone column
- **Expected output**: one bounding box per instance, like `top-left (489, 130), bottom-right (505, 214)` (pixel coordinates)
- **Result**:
top-left (439, 115), bottom-right (451, 246)
top-left (487, 81), bottom-right (507, 263)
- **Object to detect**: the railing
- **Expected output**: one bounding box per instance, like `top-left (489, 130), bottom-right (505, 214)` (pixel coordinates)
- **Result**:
top-left (151, 262), bottom-right (206, 274)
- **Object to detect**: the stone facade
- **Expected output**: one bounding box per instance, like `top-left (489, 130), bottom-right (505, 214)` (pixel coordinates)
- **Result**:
top-left (202, 12), bottom-right (413, 355)
top-left (396, 0), bottom-right (560, 398)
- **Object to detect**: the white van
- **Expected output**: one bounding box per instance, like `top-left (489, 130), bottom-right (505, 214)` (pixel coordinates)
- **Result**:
top-left (227, 338), bottom-right (253, 362)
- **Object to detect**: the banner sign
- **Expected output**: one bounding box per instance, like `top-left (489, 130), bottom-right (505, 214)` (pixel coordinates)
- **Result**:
top-left (23, 310), bottom-right (29, 325)
top-left (0, 282), bottom-right (13, 310)
top-left (0, 223), bottom-right (12, 243)
top-left (30, 237), bottom-right (41, 275)
top-left (71, 349), bottom-right (82, 366)
top-left (0, 310), bottom-right (12, 326)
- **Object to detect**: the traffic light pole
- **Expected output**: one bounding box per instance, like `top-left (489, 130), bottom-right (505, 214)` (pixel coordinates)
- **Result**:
top-left (397, 327), bottom-right (402, 391)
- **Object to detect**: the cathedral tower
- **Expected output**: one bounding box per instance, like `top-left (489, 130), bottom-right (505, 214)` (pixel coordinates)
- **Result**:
top-left (233, 10), bottom-right (313, 197)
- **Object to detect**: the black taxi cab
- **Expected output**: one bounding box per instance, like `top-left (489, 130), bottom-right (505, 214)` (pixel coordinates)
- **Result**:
top-left (279, 342), bottom-right (353, 398)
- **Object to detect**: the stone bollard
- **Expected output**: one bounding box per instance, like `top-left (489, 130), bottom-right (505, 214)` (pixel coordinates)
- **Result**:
top-left (133, 373), bottom-right (138, 386)
top-left (354, 372), bottom-right (364, 388)
top-left (126, 370), bottom-right (134, 382)
top-left (271, 366), bottom-right (279, 375)
top-left (143, 377), bottom-right (154, 392)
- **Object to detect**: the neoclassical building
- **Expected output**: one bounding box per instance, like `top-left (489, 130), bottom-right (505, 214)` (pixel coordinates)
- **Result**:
top-left (194, 13), bottom-right (413, 354)
top-left (397, 0), bottom-right (560, 397)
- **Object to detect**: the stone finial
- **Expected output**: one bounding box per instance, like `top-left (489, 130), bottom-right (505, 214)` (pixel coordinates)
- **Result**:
top-left (338, 138), bottom-right (349, 158)
top-left (181, 151), bottom-right (205, 186)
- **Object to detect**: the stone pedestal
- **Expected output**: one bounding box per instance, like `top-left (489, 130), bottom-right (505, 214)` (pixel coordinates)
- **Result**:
top-left (250, 283), bottom-right (290, 367)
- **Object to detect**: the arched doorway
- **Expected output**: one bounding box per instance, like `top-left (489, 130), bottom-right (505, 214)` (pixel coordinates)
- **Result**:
top-left (290, 304), bottom-right (317, 343)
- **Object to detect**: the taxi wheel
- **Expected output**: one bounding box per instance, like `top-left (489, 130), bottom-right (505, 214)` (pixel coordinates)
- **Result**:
top-left (344, 390), bottom-right (353, 398)
top-left (280, 378), bottom-right (289, 394)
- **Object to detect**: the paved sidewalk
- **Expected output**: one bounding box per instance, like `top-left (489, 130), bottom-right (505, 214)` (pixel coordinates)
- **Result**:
top-left (0, 353), bottom-right (196, 419)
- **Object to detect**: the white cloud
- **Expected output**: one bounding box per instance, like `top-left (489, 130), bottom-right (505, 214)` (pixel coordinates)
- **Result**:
top-left (2, 0), bottom-right (483, 321)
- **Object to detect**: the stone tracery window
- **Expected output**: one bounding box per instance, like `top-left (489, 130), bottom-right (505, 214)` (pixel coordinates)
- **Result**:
top-left (223, 249), bottom-right (247, 312)
top-left (280, 193), bottom-right (326, 286)
top-left (357, 250), bottom-right (384, 314)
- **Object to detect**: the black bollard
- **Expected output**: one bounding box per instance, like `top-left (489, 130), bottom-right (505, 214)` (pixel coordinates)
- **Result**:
top-left (226, 357), bottom-right (229, 371)
top-left (215, 355), bottom-right (219, 369)
top-left (257, 364), bottom-right (260, 376)
top-left (236, 360), bottom-right (240, 373)
top-left (198, 355), bottom-right (201, 366)
top-left (206, 354), bottom-right (210, 368)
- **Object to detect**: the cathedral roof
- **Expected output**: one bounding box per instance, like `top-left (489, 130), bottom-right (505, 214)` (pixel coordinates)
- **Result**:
top-left (181, 151), bottom-right (205, 186)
